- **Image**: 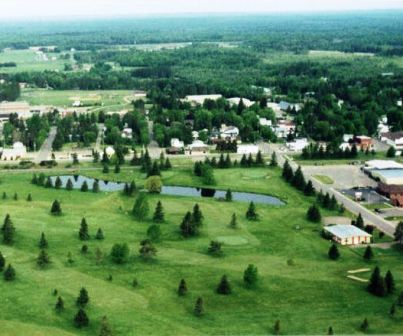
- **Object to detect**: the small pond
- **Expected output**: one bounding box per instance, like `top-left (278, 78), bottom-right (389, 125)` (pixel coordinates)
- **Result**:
top-left (50, 175), bottom-right (285, 206)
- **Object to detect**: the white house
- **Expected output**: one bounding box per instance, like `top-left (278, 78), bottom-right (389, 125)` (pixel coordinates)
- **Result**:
top-left (279, 101), bottom-right (302, 112)
top-left (220, 124), bottom-right (239, 140)
top-left (259, 118), bottom-right (272, 127)
top-left (324, 224), bottom-right (371, 245)
top-left (184, 95), bottom-right (222, 105)
top-left (381, 132), bottom-right (403, 151)
top-left (171, 138), bottom-right (185, 149)
top-left (274, 120), bottom-right (296, 138)
top-left (1, 142), bottom-right (27, 161)
top-left (188, 140), bottom-right (209, 153)
top-left (105, 146), bottom-right (115, 158)
top-left (237, 144), bottom-right (259, 155)
top-left (121, 128), bottom-right (133, 139)
top-left (286, 138), bottom-right (308, 152)
top-left (227, 97), bottom-right (254, 108)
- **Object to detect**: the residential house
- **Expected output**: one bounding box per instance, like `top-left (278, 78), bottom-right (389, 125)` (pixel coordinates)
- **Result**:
top-left (184, 95), bottom-right (222, 106)
top-left (227, 97), bottom-right (255, 108)
top-left (324, 225), bottom-right (371, 245)
top-left (188, 140), bottom-right (209, 154)
top-left (381, 132), bottom-right (403, 151)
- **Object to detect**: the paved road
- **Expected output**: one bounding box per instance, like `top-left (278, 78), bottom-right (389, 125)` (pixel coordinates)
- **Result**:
top-left (95, 123), bottom-right (104, 152)
top-left (268, 145), bottom-right (397, 237)
top-left (35, 126), bottom-right (57, 163)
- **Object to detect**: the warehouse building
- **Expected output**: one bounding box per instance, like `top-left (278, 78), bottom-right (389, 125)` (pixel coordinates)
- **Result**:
top-left (324, 225), bottom-right (371, 245)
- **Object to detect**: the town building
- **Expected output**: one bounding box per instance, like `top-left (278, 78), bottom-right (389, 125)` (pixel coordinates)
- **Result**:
top-left (324, 225), bottom-right (371, 245)
top-left (237, 144), bottom-right (259, 155)
top-left (227, 97), bottom-right (255, 108)
top-left (381, 131), bottom-right (403, 151)
top-left (364, 160), bottom-right (403, 172)
top-left (286, 138), bottom-right (309, 152)
top-left (219, 124), bottom-right (239, 140)
top-left (188, 140), bottom-right (209, 154)
top-left (171, 138), bottom-right (184, 149)
top-left (259, 118), bottom-right (272, 127)
top-left (273, 120), bottom-right (296, 138)
top-left (1, 142), bottom-right (27, 161)
top-left (279, 101), bottom-right (302, 112)
top-left (183, 94), bottom-right (222, 106)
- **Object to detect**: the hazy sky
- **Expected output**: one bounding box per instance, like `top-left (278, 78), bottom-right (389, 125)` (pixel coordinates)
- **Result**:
top-left (0, 0), bottom-right (402, 19)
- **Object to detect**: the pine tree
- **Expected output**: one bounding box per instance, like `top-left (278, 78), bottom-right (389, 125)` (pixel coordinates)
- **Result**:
top-left (147, 224), bottom-right (161, 242)
top-left (282, 160), bottom-right (294, 182)
top-left (180, 212), bottom-right (198, 237)
top-left (55, 296), bottom-right (64, 312)
top-left (132, 193), bottom-right (149, 220)
top-left (270, 152), bottom-right (278, 167)
top-left (255, 151), bottom-right (264, 166)
top-left (240, 154), bottom-right (247, 167)
top-left (177, 279), bottom-right (188, 296)
top-left (194, 161), bottom-right (202, 176)
top-left (208, 241), bottom-right (223, 257)
top-left (229, 213), bottom-right (237, 229)
top-left (246, 202), bottom-right (258, 221)
top-left (153, 201), bottom-right (164, 223)
top-left (13, 193), bottom-right (18, 201)
top-left (385, 270), bottom-right (395, 294)
top-left (102, 164), bottom-right (110, 174)
top-left (45, 177), bottom-right (53, 188)
top-left (218, 153), bottom-right (225, 168)
top-left (355, 213), bottom-right (364, 229)
top-left (66, 179), bottom-right (73, 191)
top-left (363, 245), bottom-right (373, 260)
top-left (37, 249), bottom-right (51, 268)
top-left (328, 326), bottom-right (334, 335)
top-left (81, 181), bottom-right (89, 192)
top-left (0, 251), bottom-right (5, 271)
top-left (192, 204), bottom-right (203, 227)
top-left (55, 176), bottom-right (62, 189)
top-left (243, 264), bottom-right (258, 288)
top-left (95, 228), bottom-right (104, 240)
top-left (304, 180), bottom-right (315, 196)
top-left (114, 164), bottom-right (120, 174)
top-left (32, 174), bottom-right (38, 185)
top-left (2, 192), bottom-right (6, 200)
top-left (367, 266), bottom-right (386, 297)
top-left (99, 316), bottom-right (113, 336)
top-left (393, 221), bottom-right (403, 245)
top-left (397, 291), bottom-right (403, 307)
top-left (39, 232), bottom-right (48, 249)
top-left (4, 264), bottom-right (16, 281)
top-left (148, 161), bottom-right (160, 177)
top-left (194, 297), bottom-right (204, 317)
top-left (225, 189), bottom-right (233, 202)
top-left (93, 180), bottom-right (100, 193)
top-left (225, 153), bottom-right (231, 168)
top-left (328, 244), bottom-right (340, 260)
top-left (79, 218), bottom-right (90, 241)
top-left (74, 308), bottom-right (89, 328)
top-left (292, 166), bottom-right (306, 191)
top-left (164, 158), bottom-right (172, 170)
top-left (51, 200), bottom-right (62, 215)
top-left (307, 204), bottom-right (321, 223)
top-left (247, 154), bottom-right (253, 167)
top-left (27, 193), bottom-right (32, 202)
top-left (2, 215), bottom-right (15, 245)
top-left (76, 287), bottom-right (89, 307)
top-left (390, 303), bottom-right (396, 317)
top-left (360, 318), bottom-right (369, 332)
top-left (217, 275), bottom-right (231, 295)
top-left (274, 320), bottom-right (281, 335)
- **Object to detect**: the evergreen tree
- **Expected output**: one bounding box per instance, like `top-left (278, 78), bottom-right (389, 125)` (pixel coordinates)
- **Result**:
top-left (55, 176), bottom-right (62, 189)
top-left (110, 243), bottom-right (129, 264)
top-left (102, 149), bottom-right (110, 164)
top-left (93, 180), bottom-right (100, 193)
top-left (0, 251), bottom-right (5, 271)
top-left (164, 158), bottom-right (172, 169)
top-left (76, 287), bottom-right (89, 307)
top-left (246, 202), bottom-right (258, 221)
top-left (217, 275), bottom-right (231, 295)
top-left (385, 270), bottom-right (395, 294)
top-left (329, 195), bottom-right (338, 210)
top-left (292, 166), bottom-right (306, 191)
top-left (99, 316), bottom-right (113, 336)
top-left (363, 245), bottom-right (373, 260)
top-left (66, 179), bottom-right (73, 191)
top-left (132, 193), bottom-right (149, 220)
top-left (387, 146), bottom-right (396, 158)
top-left (229, 213), bottom-right (237, 229)
top-left (328, 244), bottom-right (340, 260)
top-left (225, 153), bottom-right (231, 168)
top-left (81, 181), bottom-right (89, 192)
top-left (274, 320), bottom-right (281, 335)
top-left (360, 318), bottom-right (369, 332)
top-left (95, 228), bottom-right (104, 240)
top-left (2, 192), bottom-right (6, 200)
top-left (4, 264), bottom-right (16, 281)
top-left (397, 291), bottom-right (403, 307)
top-left (102, 164), bottom-right (110, 174)
top-left (328, 326), bottom-right (334, 335)
top-left (307, 205), bottom-right (321, 222)
top-left (255, 151), bottom-right (264, 166)
top-left (240, 154), bottom-right (247, 167)
top-left (27, 193), bottom-right (32, 202)
top-left (148, 161), bottom-right (160, 177)
top-left (79, 218), bottom-right (90, 241)
top-left (194, 161), bottom-right (202, 176)
top-left (367, 266), bottom-right (386, 297)
top-left (139, 239), bottom-right (157, 260)
top-left (32, 174), bottom-right (38, 185)
top-left (247, 154), bottom-right (253, 167)
top-left (243, 264), bottom-right (258, 288)
top-left (180, 212), bottom-right (198, 238)
top-left (355, 213), bottom-right (364, 229)
top-left (51, 200), bottom-right (62, 215)
top-left (194, 297), bottom-right (204, 317)
top-left (45, 176), bottom-right (53, 188)
top-left (270, 152), bottom-right (278, 167)
top-left (225, 189), bottom-right (233, 202)
top-left (208, 241), bottom-right (223, 257)
top-left (2, 215), bottom-right (15, 245)
top-left (282, 160), bottom-right (294, 182)
top-left (390, 303), bottom-right (396, 317)
top-left (192, 204), bottom-right (203, 227)
top-left (13, 193), bottom-right (18, 201)
top-left (39, 232), bottom-right (48, 249)
top-left (304, 180), bottom-right (315, 196)
top-left (74, 308), bottom-right (89, 328)
top-left (37, 249), bottom-right (51, 268)
top-left (322, 193), bottom-right (331, 209)
top-left (55, 296), bottom-right (64, 312)
top-left (153, 201), bottom-right (164, 223)
top-left (147, 224), bottom-right (161, 242)
top-left (114, 164), bottom-right (120, 174)
top-left (218, 153), bottom-right (225, 168)
top-left (394, 222), bottom-right (403, 245)
top-left (177, 279), bottom-right (188, 296)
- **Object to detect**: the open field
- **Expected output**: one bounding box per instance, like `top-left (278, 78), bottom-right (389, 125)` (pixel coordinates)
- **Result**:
top-left (0, 166), bottom-right (402, 335)
top-left (19, 89), bottom-right (134, 109)
top-left (0, 49), bottom-right (68, 74)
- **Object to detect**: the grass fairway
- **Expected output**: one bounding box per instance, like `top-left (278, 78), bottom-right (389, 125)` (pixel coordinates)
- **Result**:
top-left (0, 167), bottom-right (402, 335)
top-left (313, 175), bottom-right (334, 185)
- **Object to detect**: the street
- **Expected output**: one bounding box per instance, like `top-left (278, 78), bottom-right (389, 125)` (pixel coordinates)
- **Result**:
top-left (35, 126), bottom-right (57, 163)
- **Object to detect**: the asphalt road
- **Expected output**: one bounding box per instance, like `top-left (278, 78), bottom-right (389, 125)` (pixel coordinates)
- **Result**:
top-left (35, 126), bottom-right (57, 163)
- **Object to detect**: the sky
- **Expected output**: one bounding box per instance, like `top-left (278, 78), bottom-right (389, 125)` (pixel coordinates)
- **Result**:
top-left (0, 0), bottom-right (402, 20)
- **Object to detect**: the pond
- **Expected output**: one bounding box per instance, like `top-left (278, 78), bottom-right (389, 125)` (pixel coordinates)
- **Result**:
top-left (50, 175), bottom-right (285, 206)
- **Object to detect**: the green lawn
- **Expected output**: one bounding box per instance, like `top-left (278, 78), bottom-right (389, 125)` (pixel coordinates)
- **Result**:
top-left (0, 166), bottom-right (402, 335)
top-left (313, 175), bottom-right (334, 185)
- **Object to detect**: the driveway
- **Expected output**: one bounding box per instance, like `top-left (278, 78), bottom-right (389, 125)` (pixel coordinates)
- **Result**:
top-left (35, 126), bottom-right (57, 163)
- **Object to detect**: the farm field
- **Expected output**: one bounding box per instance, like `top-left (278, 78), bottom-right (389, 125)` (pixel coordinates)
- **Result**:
top-left (0, 166), bottom-right (402, 335)
top-left (19, 89), bottom-right (135, 109)
top-left (0, 49), bottom-right (68, 73)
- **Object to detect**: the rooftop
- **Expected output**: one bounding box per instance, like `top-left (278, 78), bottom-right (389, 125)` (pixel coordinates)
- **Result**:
top-left (324, 225), bottom-right (371, 239)
top-left (365, 160), bottom-right (403, 170)
top-left (374, 169), bottom-right (403, 179)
